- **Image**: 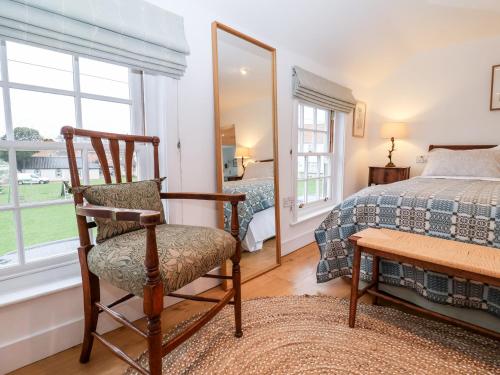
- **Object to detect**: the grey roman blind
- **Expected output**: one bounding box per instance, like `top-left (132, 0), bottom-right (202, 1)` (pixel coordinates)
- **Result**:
top-left (293, 66), bottom-right (356, 113)
top-left (0, 0), bottom-right (190, 78)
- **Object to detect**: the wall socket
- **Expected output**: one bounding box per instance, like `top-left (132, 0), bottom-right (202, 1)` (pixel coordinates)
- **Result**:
top-left (416, 155), bottom-right (427, 164)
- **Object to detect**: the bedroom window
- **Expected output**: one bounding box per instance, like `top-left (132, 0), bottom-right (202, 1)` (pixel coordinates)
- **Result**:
top-left (294, 102), bottom-right (344, 220)
top-left (0, 40), bottom-right (144, 278)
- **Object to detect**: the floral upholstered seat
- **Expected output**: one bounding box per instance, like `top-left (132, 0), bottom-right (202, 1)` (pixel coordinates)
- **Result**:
top-left (87, 224), bottom-right (236, 296)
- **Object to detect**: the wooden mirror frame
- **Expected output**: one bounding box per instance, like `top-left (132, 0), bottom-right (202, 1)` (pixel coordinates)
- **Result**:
top-left (211, 21), bottom-right (281, 285)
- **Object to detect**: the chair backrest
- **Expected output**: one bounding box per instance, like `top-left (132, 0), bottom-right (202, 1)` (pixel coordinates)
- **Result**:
top-left (60, 126), bottom-right (160, 245)
top-left (61, 126), bottom-right (160, 188)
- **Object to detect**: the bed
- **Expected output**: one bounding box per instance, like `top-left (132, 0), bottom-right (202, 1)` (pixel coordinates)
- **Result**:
top-left (223, 161), bottom-right (276, 251)
top-left (315, 145), bottom-right (500, 331)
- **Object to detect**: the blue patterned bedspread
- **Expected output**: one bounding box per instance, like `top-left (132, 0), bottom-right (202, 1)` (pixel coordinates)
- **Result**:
top-left (315, 177), bottom-right (500, 316)
top-left (223, 178), bottom-right (274, 240)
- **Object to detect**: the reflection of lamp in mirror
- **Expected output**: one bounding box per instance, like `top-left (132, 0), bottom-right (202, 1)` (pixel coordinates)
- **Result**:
top-left (235, 146), bottom-right (251, 173)
top-left (380, 122), bottom-right (408, 167)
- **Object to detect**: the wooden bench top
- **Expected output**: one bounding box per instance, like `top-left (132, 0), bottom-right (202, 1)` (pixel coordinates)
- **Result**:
top-left (350, 228), bottom-right (500, 281)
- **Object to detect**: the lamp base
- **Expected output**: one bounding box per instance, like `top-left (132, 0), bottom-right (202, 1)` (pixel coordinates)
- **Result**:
top-left (385, 162), bottom-right (396, 168)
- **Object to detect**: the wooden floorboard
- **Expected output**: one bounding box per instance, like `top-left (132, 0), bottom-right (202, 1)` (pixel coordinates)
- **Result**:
top-left (10, 242), bottom-right (365, 375)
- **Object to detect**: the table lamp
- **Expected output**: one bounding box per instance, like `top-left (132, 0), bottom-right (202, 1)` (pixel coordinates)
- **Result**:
top-left (235, 146), bottom-right (251, 172)
top-left (380, 122), bottom-right (408, 167)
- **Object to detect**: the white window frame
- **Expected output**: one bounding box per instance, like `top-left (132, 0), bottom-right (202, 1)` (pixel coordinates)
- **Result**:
top-left (0, 40), bottom-right (145, 280)
top-left (292, 100), bottom-right (345, 222)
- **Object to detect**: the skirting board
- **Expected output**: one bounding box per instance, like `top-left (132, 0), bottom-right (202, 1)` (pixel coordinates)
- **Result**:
top-left (0, 276), bottom-right (220, 374)
top-left (281, 231), bottom-right (316, 256)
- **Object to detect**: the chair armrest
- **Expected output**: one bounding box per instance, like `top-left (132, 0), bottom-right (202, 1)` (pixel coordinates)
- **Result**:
top-left (75, 204), bottom-right (161, 225)
top-left (160, 192), bottom-right (246, 202)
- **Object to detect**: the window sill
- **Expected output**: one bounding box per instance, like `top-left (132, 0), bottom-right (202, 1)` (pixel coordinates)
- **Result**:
top-left (291, 204), bottom-right (334, 226)
top-left (0, 261), bottom-right (81, 308)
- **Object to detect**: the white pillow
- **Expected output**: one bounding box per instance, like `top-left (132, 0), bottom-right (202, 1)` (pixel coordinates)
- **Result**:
top-left (243, 161), bottom-right (274, 179)
top-left (422, 148), bottom-right (500, 178)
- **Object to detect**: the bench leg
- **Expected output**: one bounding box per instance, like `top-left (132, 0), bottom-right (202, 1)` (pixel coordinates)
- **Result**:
top-left (349, 245), bottom-right (362, 328)
top-left (372, 255), bottom-right (379, 305)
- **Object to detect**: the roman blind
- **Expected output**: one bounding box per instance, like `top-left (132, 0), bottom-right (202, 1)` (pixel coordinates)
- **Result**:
top-left (0, 0), bottom-right (190, 79)
top-left (293, 66), bottom-right (356, 113)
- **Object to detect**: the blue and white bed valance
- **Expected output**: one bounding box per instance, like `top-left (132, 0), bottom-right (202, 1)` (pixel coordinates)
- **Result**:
top-left (0, 0), bottom-right (190, 78)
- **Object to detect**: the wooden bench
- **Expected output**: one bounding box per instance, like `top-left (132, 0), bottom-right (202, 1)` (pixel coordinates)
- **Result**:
top-left (348, 228), bottom-right (500, 339)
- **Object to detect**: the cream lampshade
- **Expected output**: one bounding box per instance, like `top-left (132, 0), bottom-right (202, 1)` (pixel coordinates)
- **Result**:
top-left (381, 122), bottom-right (409, 139)
top-left (380, 122), bottom-right (408, 167)
top-left (235, 146), bottom-right (251, 159)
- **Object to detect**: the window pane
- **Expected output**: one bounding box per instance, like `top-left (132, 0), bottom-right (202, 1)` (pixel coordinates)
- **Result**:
top-left (303, 106), bottom-right (314, 129)
top-left (10, 89), bottom-right (76, 142)
top-left (79, 58), bottom-right (129, 99)
top-left (321, 178), bottom-right (331, 200)
top-left (317, 109), bottom-right (327, 131)
top-left (7, 41), bottom-right (73, 90)
top-left (320, 156), bottom-right (331, 177)
top-left (16, 150), bottom-right (77, 203)
top-left (88, 145), bottom-right (137, 185)
top-left (297, 156), bottom-right (306, 179)
top-left (296, 180), bottom-right (305, 206)
top-left (315, 132), bottom-right (328, 152)
top-left (0, 150), bottom-right (11, 206)
top-left (82, 99), bottom-right (131, 134)
top-left (302, 131), bottom-right (314, 152)
top-left (0, 94), bottom-right (5, 138)
top-left (307, 156), bottom-right (319, 178)
top-left (88, 150), bottom-right (106, 185)
top-left (22, 205), bottom-right (78, 263)
top-left (0, 210), bottom-right (17, 268)
top-left (315, 178), bottom-right (329, 201)
top-left (307, 179), bottom-right (319, 203)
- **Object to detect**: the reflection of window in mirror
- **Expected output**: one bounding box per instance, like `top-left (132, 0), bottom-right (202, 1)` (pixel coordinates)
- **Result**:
top-left (294, 102), bottom-right (345, 221)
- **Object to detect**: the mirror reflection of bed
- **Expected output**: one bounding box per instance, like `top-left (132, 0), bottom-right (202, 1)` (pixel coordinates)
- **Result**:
top-left (213, 22), bottom-right (280, 284)
top-left (223, 161), bottom-right (277, 279)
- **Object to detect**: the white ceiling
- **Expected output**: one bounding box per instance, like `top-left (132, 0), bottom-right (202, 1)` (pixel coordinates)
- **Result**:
top-left (217, 28), bottom-right (273, 112)
top-left (195, 0), bottom-right (500, 87)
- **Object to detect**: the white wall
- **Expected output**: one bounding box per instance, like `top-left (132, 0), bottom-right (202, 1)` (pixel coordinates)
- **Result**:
top-left (221, 97), bottom-right (274, 161)
top-left (366, 35), bottom-right (500, 174)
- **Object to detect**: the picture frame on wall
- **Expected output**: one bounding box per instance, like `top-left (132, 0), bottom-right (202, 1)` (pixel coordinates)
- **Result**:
top-left (352, 101), bottom-right (366, 137)
top-left (490, 65), bottom-right (500, 111)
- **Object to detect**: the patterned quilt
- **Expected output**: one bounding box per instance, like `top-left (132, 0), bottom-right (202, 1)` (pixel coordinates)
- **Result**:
top-left (223, 178), bottom-right (275, 240)
top-left (315, 177), bottom-right (500, 316)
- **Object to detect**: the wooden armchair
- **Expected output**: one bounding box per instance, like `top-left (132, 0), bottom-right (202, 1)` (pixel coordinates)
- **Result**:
top-left (61, 126), bottom-right (245, 375)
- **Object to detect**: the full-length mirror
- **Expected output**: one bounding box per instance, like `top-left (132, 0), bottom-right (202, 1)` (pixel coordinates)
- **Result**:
top-left (212, 22), bottom-right (280, 283)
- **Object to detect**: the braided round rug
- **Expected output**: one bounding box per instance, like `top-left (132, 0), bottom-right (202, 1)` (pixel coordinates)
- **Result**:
top-left (125, 296), bottom-right (500, 374)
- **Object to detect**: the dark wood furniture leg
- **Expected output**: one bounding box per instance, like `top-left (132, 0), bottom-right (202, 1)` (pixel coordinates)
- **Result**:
top-left (79, 245), bottom-right (100, 363)
top-left (372, 255), bottom-right (379, 305)
top-left (230, 201), bottom-right (243, 337)
top-left (349, 245), bottom-right (362, 328)
top-left (143, 224), bottom-right (163, 375)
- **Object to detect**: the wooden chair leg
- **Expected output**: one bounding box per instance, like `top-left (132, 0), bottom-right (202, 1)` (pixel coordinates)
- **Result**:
top-left (146, 313), bottom-right (163, 375)
top-left (349, 245), bottom-right (362, 328)
top-left (230, 201), bottom-right (243, 338)
top-left (144, 224), bottom-right (163, 375)
top-left (79, 248), bottom-right (101, 363)
top-left (232, 258), bottom-right (243, 338)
